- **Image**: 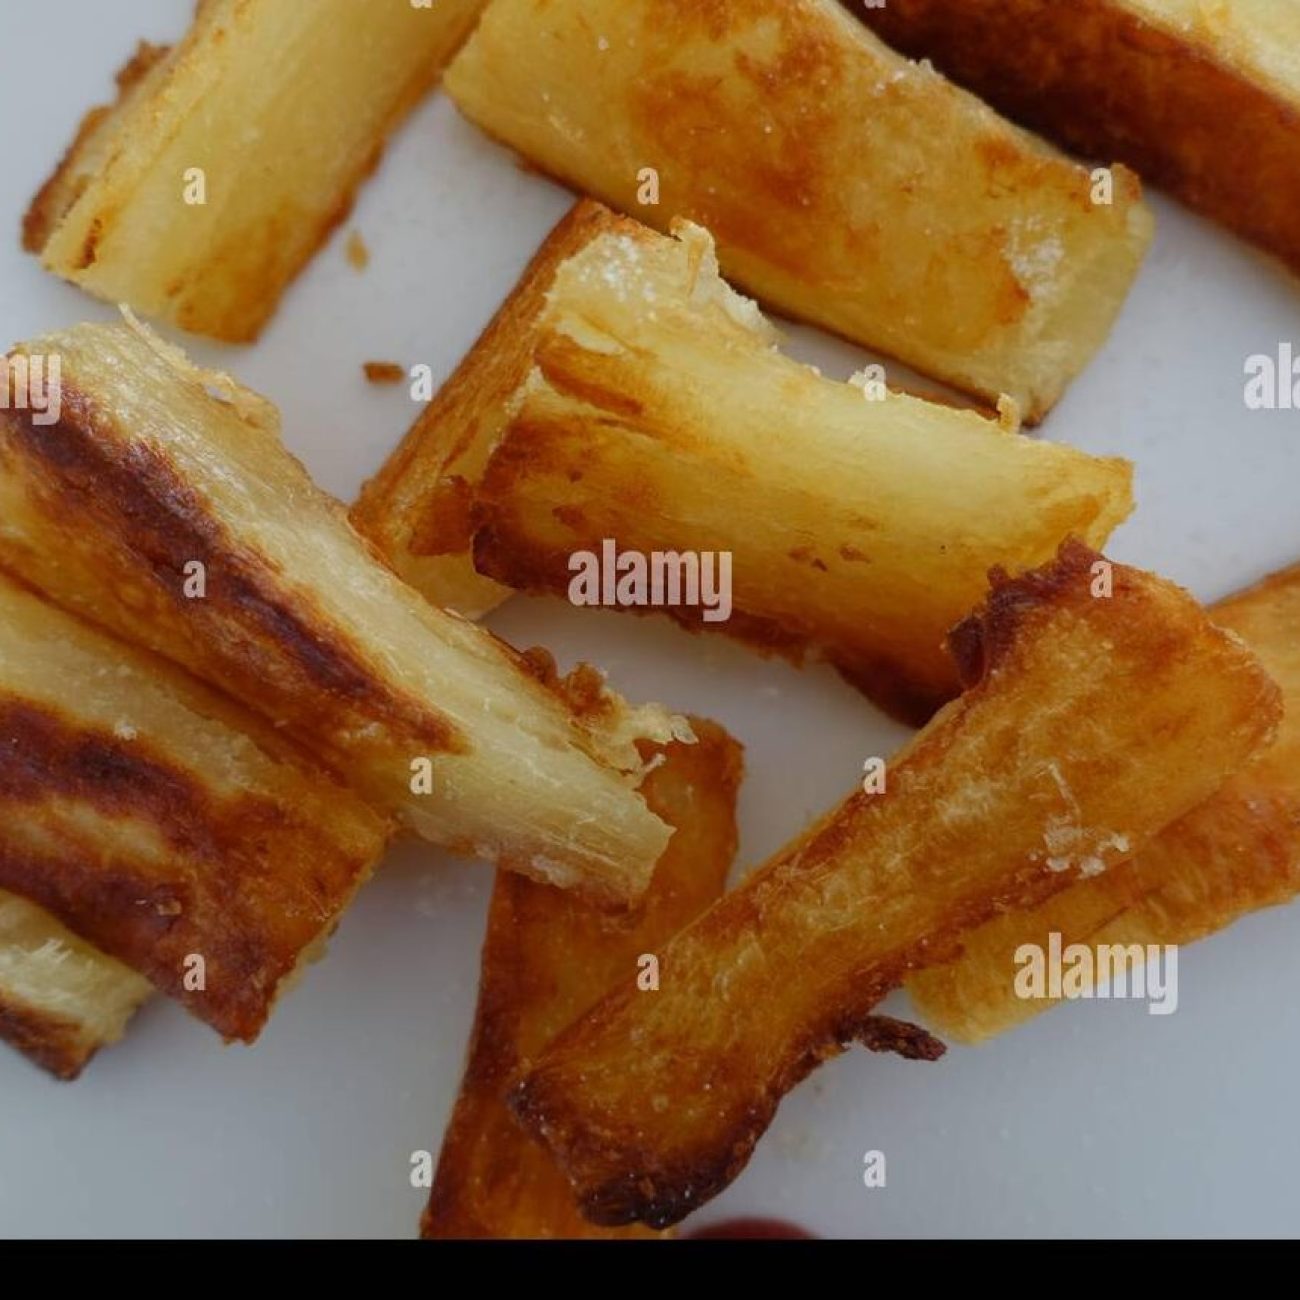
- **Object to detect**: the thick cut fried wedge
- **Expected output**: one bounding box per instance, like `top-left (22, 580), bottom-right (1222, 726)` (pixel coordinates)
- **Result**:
top-left (24, 0), bottom-right (485, 341)
top-left (443, 0), bottom-right (1153, 419)
top-left (510, 543), bottom-right (1280, 1228)
top-left (354, 203), bottom-right (1134, 725)
top-left (0, 572), bottom-right (387, 1044)
top-left (908, 560), bottom-right (1300, 1042)
top-left (424, 719), bottom-right (743, 1239)
top-left (859, 0), bottom-right (1300, 277)
top-left (0, 891), bottom-right (152, 1080)
top-left (0, 320), bottom-right (676, 902)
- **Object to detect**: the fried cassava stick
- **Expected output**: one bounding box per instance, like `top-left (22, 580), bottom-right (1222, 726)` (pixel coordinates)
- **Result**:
top-left (353, 203), bottom-right (1134, 725)
top-left (25, 0), bottom-right (486, 341)
top-left (510, 543), bottom-right (1280, 1227)
top-left (0, 571), bottom-right (388, 1047)
top-left (424, 719), bottom-right (742, 1239)
top-left (0, 318), bottom-right (677, 902)
top-left (444, 0), bottom-right (1153, 418)
top-left (908, 559), bottom-right (1300, 1042)
top-left (0, 890), bottom-right (152, 1080)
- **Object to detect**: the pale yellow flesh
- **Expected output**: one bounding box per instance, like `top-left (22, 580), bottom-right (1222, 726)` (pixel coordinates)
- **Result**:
top-left (419, 213), bottom-right (1132, 713)
top-left (0, 891), bottom-right (152, 1075)
top-left (444, 0), bottom-right (1153, 417)
top-left (37, 0), bottom-right (485, 340)
top-left (0, 321), bottom-right (674, 900)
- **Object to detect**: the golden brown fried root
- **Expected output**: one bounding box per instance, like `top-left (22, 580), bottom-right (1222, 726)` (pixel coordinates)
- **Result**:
top-left (0, 572), bottom-right (388, 1044)
top-left (510, 542), bottom-right (1280, 1228)
top-left (24, 0), bottom-right (486, 341)
top-left (0, 891), bottom-right (152, 1080)
top-left (857, 0), bottom-right (1300, 278)
top-left (353, 202), bottom-right (1133, 725)
top-left (423, 719), bottom-right (742, 1239)
top-left (0, 320), bottom-right (677, 903)
top-left (444, 0), bottom-right (1153, 419)
top-left (908, 560), bottom-right (1300, 1042)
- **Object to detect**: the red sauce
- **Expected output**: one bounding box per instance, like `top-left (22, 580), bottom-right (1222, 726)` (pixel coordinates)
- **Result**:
top-left (686, 1218), bottom-right (815, 1240)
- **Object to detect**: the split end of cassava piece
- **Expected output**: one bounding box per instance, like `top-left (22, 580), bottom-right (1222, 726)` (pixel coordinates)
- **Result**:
top-left (0, 890), bottom-right (152, 1080)
top-left (0, 315), bottom-right (676, 903)
top-left (352, 200), bottom-right (1134, 726)
top-left (508, 542), bottom-right (1280, 1228)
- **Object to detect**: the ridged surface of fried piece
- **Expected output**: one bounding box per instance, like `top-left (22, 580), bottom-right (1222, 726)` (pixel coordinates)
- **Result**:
top-left (0, 573), bottom-right (388, 1043)
top-left (908, 560), bottom-right (1300, 1042)
top-left (510, 543), bottom-right (1281, 1228)
top-left (26, 0), bottom-right (485, 341)
top-left (0, 890), bottom-right (152, 1080)
top-left (859, 0), bottom-right (1300, 276)
top-left (424, 719), bottom-right (742, 1239)
top-left (404, 206), bottom-right (1130, 724)
top-left (444, 0), bottom-right (1153, 419)
top-left (0, 321), bottom-right (674, 902)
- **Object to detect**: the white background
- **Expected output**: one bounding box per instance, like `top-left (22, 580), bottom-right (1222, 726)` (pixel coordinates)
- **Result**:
top-left (2, 0), bottom-right (1300, 1239)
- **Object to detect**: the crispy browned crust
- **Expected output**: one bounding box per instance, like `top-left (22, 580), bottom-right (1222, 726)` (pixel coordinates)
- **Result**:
top-left (0, 994), bottom-right (99, 1081)
top-left (0, 695), bottom-right (382, 1042)
top-left (1, 323), bottom-right (677, 899)
top-left (908, 558), bottom-right (1300, 1041)
top-left (510, 541), bottom-right (1280, 1227)
top-left (2, 383), bottom-right (465, 763)
top-left (350, 200), bottom-right (621, 606)
top-left (858, 0), bottom-right (1300, 276)
top-left (22, 41), bottom-right (170, 255)
top-left (0, 567), bottom-right (390, 1043)
top-left (363, 201), bottom-right (1131, 725)
top-left (423, 720), bottom-right (742, 1239)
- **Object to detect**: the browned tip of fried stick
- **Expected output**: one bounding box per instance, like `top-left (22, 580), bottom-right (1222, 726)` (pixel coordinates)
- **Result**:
top-left (948, 537), bottom-right (1102, 690)
top-left (0, 999), bottom-right (96, 1081)
top-left (423, 718), bottom-right (742, 1239)
top-left (507, 545), bottom-right (1280, 1230)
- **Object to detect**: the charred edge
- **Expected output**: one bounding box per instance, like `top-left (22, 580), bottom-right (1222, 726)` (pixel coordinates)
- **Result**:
top-left (947, 537), bottom-right (1102, 690)
top-left (507, 1073), bottom-right (763, 1231)
top-left (0, 997), bottom-right (94, 1081)
top-left (5, 385), bottom-right (465, 756)
top-left (510, 644), bottom-right (628, 736)
top-left (829, 647), bottom-right (955, 729)
top-left (475, 517), bottom-right (952, 727)
top-left (0, 698), bottom-right (319, 1040)
top-left (854, 1014), bottom-right (946, 1061)
top-left (512, 987), bottom-right (945, 1230)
